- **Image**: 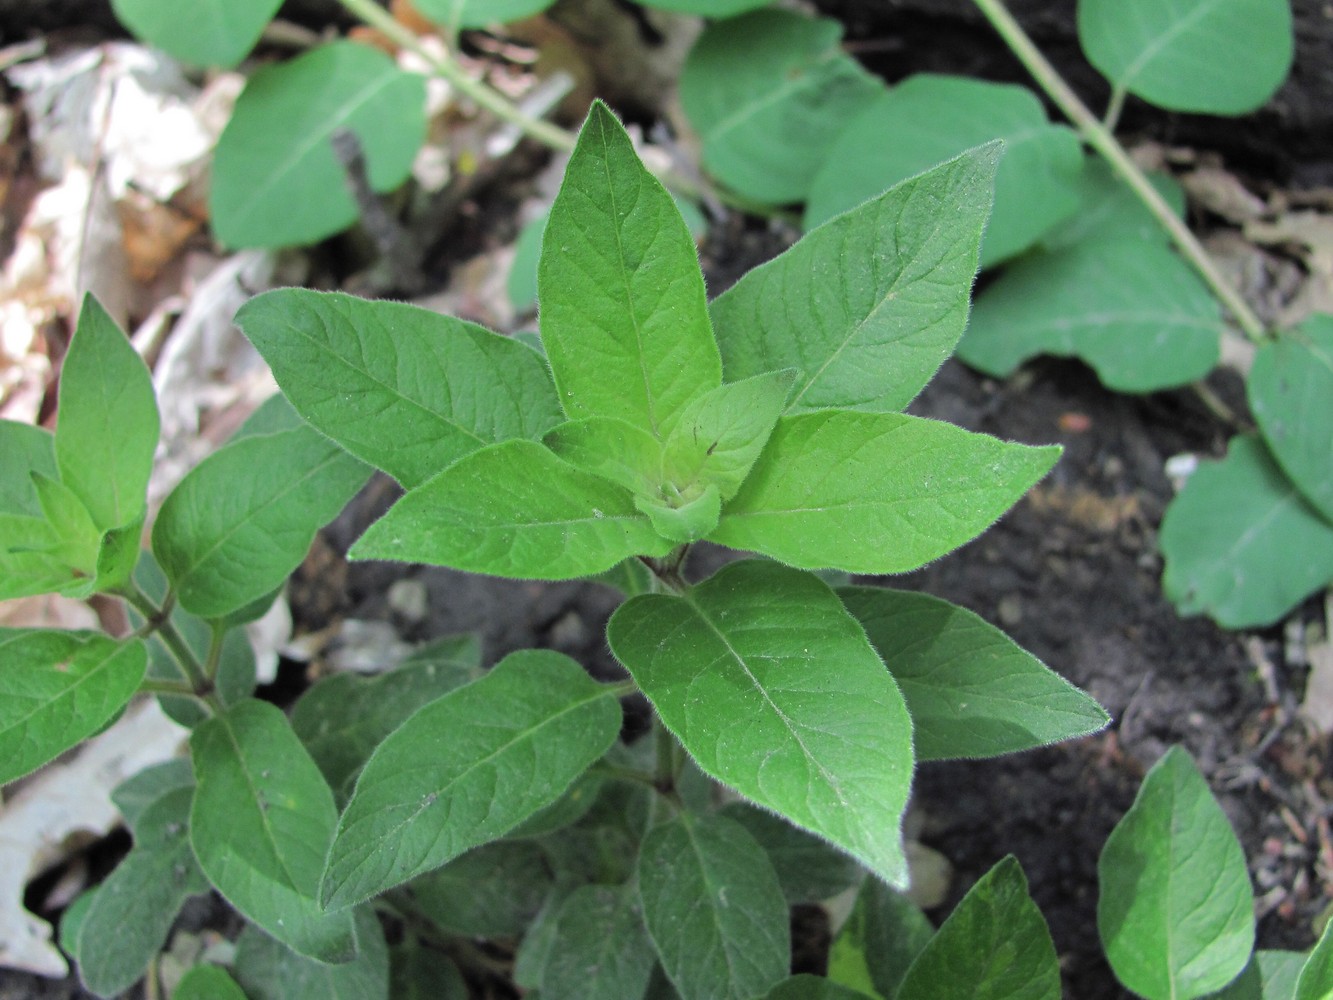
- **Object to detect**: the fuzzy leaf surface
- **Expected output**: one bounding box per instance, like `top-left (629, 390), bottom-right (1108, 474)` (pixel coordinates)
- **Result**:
top-left (710, 411), bottom-right (1059, 574)
top-left (233, 909), bottom-right (387, 1000)
top-left (719, 802), bottom-right (863, 905)
top-left (110, 0), bottom-right (282, 67)
top-left (410, 840), bottom-right (553, 938)
top-left (608, 560), bottom-right (915, 886)
top-left (544, 416), bottom-right (665, 496)
top-left (540, 884), bottom-right (657, 1000)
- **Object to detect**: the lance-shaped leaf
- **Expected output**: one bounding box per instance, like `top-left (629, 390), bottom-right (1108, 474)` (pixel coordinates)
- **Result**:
top-left (0, 630), bottom-right (147, 784)
top-left (538, 100), bottom-right (720, 438)
top-left (0, 514), bottom-right (93, 600)
top-left (55, 295), bottom-right (159, 532)
top-left (153, 419), bottom-right (370, 619)
top-left (350, 439), bottom-right (671, 579)
top-left (190, 698), bottom-right (357, 963)
top-left (1098, 747), bottom-right (1254, 1000)
top-left (110, 0), bottom-right (282, 68)
top-left (709, 411), bottom-right (1059, 575)
top-left (0, 420), bottom-right (56, 516)
top-left (322, 650), bottom-right (621, 909)
top-left (233, 908), bottom-right (387, 1000)
top-left (236, 290), bottom-right (562, 489)
top-left (540, 884), bottom-right (657, 1000)
top-left (839, 586), bottom-right (1107, 760)
top-left (713, 146), bottom-right (996, 414)
top-left (830, 878), bottom-right (934, 999)
top-left (638, 812), bottom-right (790, 1000)
top-left (1298, 919), bottom-right (1333, 1000)
top-left (608, 560), bottom-right (915, 886)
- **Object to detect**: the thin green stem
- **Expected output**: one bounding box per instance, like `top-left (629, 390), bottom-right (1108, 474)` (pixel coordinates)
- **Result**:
top-left (970, 0), bottom-right (1269, 343)
top-left (204, 621), bottom-right (227, 685)
top-left (119, 583), bottom-right (212, 697)
top-left (602, 677), bottom-right (639, 699)
top-left (137, 677), bottom-right (202, 699)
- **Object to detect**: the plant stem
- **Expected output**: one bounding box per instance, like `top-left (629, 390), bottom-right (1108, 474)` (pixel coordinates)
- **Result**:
top-left (120, 584), bottom-right (210, 695)
top-left (137, 677), bottom-right (201, 698)
top-left (336, 0), bottom-right (576, 152)
top-left (970, 0), bottom-right (1269, 343)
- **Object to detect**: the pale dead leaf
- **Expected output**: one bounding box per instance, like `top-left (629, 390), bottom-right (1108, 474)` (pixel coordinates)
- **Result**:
top-left (1299, 595), bottom-right (1333, 735)
top-left (0, 595), bottom-right (97, 632)
top-left (1245, 209), bottom-right (1333, 327)
top-left (1182, 166), bottom-right (1267, 224)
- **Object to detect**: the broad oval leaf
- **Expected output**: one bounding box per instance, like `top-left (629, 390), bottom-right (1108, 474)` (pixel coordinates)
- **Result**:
top-left (1078, 0), bottom-right (1293, 115)
top-left (233, 908), bottom-right (387, 1000)
top-left (322, 649), bottom-right (621, 909)
top-left (714, 146), bottom-right (997, 414)
top-left (805, 75), bottom-right (1083, 267)
top-left (709, 411), bottom-right (1060, 575)
top-left (540, 883), bottom-right (657, 1000)
top-left (1160, 435), bottom-right (1333, 628)
top-left (110, 0), bottom-right (283, 67)
top-left (638, 812), bottom-right (790, 1000)
top-left (608, 560), bottom-right (916, 886)
top-left (175, 964), bottom-right (249, 1000)
top-left (719, 802), bottom-right (864, 905)
top-left (1098, 746), bottom-right (1255, 999)
top-left (0, 630), bottom-right (146, 784)
top-left (679, 9), bottom-right (883, 205)
top-left (839, 586), bottom-right (1108, 760)
top-left (211, 42), bottom-right (426, 248)
top-left (236, 289), bottom-right (562, 489)
top-left (190, 698), bottom-right (357, 963)
top-left (412, 0), bottom-right (555, 30)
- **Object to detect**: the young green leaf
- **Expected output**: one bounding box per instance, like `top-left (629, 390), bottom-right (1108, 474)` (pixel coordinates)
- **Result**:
top-left (175, 964), bottom-right (249, 1000)
top-left (636, 483), bottom-right (721, 544)
top-left (710, 411), bottom-right (1059, 574)
top-left (1161, 436), bottom-right (1333, 628)
top-left (718, 802), bottom-right (863, 905)
top-left (236, 289), bottom-right (563, 489)
top-left (112, 757), bottom-right (196, 827)
top-left (1297, 918), bottom-right (1333, 1000)
top-left (0, 514), bottom-right (88, 600)
top-left (410, 840), bottom-right (554, 938)
top-left (1098, 746), bottom-right (1255, 1000)
top-left (608, 560), bottom-right (915, 887)
top-left (211, 42), bottom-right (426, 248)
top-left (31, 473), bottom-right (100, 575)
top-left (0, 630), bottom-right (146, 784)
top-left (152, 418), bottom-right (370, 619)
top-left (838, 586), bottom-right (1108, 760)
top-left (190, 698), bottom-right (357, 964)
top-left (56, 295), bottom-right (159, 532)
top-left (637, 812), bottom-right (790, 1000)
top-left (544, 416), bottom-right (666, 496)
top-left (539, 884), bottom-right (657, 1000)
top-left (830, 878), bottom-right (934, 999)
top-left (896, 856), bottom-right (1060, 1000)
top-left (411, 0), bottom-right (554, 31)
top-left (110, 0), bottom-right (282, 67)
top-left (233, 908), bottom-right (388, 1000)
top-left (349, 439), bottom-right (672, 579)
top-left (1249, 315), bottom-right (1333, 522)
top-left (762, 976), bottom-right (878, 1000)
top-left (1078, 0), bottom-right (1293, 115)
top-left (1211, 951), bottom-right (1308, 1000)
top-left (679, 9), bottom-right (882, 205)
top-left (322, 649), bottom-right (622, 909)
top-left (538, 101), bottom-right (721, 439)
top-left (714, 145), bottom-right (996, 414)
top-left (805, 76), bottom-right (1083, 267)
top-left (0, 420), bottom-right (56, 516)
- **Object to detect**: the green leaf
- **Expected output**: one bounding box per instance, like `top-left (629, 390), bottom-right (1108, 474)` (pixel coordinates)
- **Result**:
top-left (636, 483), bottom-right (721, 544)
top-left (762, 976), bottom-right (877, 1000)
top-left (714, 147), bottom-right (996, 414)
top-left (830, 878), bottom-right (934, 999)
top-left (0, 630), bottom-right (146, 784)
top-left (0, 514), bottom-right (88, 599)
top-left (538, 101), bottom-right (720, 439)
top-left (1078, 0), bottom-right (1293, 115)
top-left (957, 237), bottom-right (1222, 392)
top-left (718, 802), bottom-right (863, 905)
top-left (638, 0), bottom-right (770, 14)
top-left (1098, 746), bottom-right (1255, 1000)
top-left (189, 698), bottom-right (357, 963)
top-left (679, 10), bottom-right (882, 205)
top-left (1249, 315), bottom-right (1333, 521)
top-left (589, 557), bottom-right (657, 598)
top-left (544, 417), bottom-right (666, 496)
top-left (112, 757), bottom-right (195, 828)
top-left (31, 473), bottom-right (100, 575)
top-left (211, 42), bottom-right (426, 248)
top-left (638, 812), bottom-right (790, 1000)
top-left (0, 419), bottom-right (56, 516)
top-left (175, 964), bottom-right (249, 1000)
top-left (152, 418), bottom-right (370, 619)
top-left (805, 76), bottom-right (1083, 267)
top-left (540, 884), bottom-right (657, 1000)
top-left (896, 856), bottom-right (1060, 1000)
top-left (508, 770), bottom-right (604, 838)
top-left (56, 294), bottom-right (159, 532)
top-left (233, 908), bottom-right (387, 1000)
top-left (1042, 159), bottom-right (1186, 250)
top-left (410, 840), bottom-right (554, 937)
top-left (838, 586), bottom-right (1108, 760)
top-left (608, 560), bottom-right (915, 886)
top-left (389, 943), bottom-right (469, 1000)
top-left (1212, 951), bottom-right (1308, 1000)
top-left (349, 439), bottom-right (671, 579)
top-left (76, 787), bottom-right (209, 997)
top-left (710, 411), bottom-right (1059, 574)
top-left (110, 0), bottom-right (282, 67)
top-left (411, 0), bottom-right (555, 30)
top-left (1297, 919), bottom-right (1333, 1000)
top-left (236, 289), bottom-right (563, 489)
top-left (322, 649), bottom-right (621, 909)
top-left (1160, 436), bottom-right (1333, 628)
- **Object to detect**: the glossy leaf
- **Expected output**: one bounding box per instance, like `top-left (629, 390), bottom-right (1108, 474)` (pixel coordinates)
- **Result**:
top-left (538, 101), bottom-right (720, 439)
top-left (236, 289), bottom-right (562, 489)
top-left (410, 840), bottom-right (554, 937)
top-left (1098, 747), bottom-right (1255, 1000)
top-left (175, 964), bottom-right (249, 1000)
top-left (714, 146), bottom-right (996, 414)
top-left (839, 586), bottom-right (1108, 760)
top-left (350, 439), bottom-right (671, 579)
top-left (608, 560), bottom-right (915, 886)
top-left (412, 0), bottom-right (555, 30)
top-left (719, 802), bottom-right (863, 905)
top-left (1161, 436), bottom-right (1333, 628)
top-left (1249, 315), bottom-right (1333, 521)
top-left (540, 884), bottom-right (657, 1000)
top-left (830, 878), bottom-right (934, 999)
top-left (190, 698), bottom-right (357, 963)
top-left (0, 630), bottom-right (146, 784)
top-left (710, 411), bottom-right (1059, 574)
top-left (679, 10), bottom-right (882, 204)
top-left (322, 650), bottom-right (621, 909)
top-left (896, 856), bottom-right (1060, 1000)
top-left (805, 76), bottom-right (1082, 266)
top-left (638, 812), bottom-right (790, 1000)
top-left (1297, 918), bottom-right (1333, 1000)
top-left (211, 42), bottom-right (426, 248)
top-left (233, 909), bottom-right (387, 1000)
top-left (0, 419), bottom-right (56, 516)
top-left (110, 0), bottom-right (282, 67)
top-left (1078, 0), bottom-right (1293, 114)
